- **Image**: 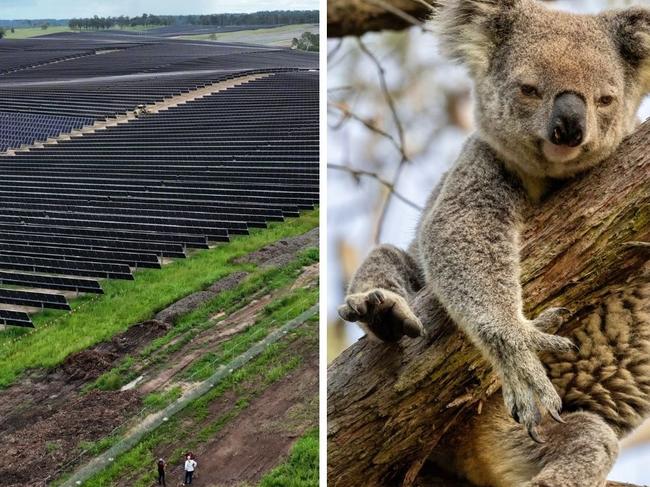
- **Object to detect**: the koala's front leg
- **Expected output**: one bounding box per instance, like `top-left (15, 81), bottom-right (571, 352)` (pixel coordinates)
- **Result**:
top-left (338, 244), bottom-right (425, 342)
top-left (418, 140), bottom-right (574, 440)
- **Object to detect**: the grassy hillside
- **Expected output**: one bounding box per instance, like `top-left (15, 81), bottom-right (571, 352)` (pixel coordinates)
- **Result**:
top-left (1, 26), bottom-right (72, 39)
top-left (177, 23), bottom-right (319, 47)
top-left (0, 207), bottom-right (319, 484)
top-left (0, 209), bottom-right (318, 388)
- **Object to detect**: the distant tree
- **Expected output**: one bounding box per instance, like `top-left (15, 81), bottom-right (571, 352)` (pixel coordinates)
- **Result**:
top-left (10, 27), bottom-right (14, 33)
top-left (41, 22), bottom-right (49, 30)
top-left (291, 31), bottom-right (319, 52)
top-left (209, 33), bottom-right (217, 40)
top-left (66, 10), bottom-right (318, 32)
top-left (0, 28), bottom-right (5, 39)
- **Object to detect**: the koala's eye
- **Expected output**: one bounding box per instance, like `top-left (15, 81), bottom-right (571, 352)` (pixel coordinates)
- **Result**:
top-left (598, 95), bottom-right (614, 107)
top-left (520, 84), bottom-right (540, 98)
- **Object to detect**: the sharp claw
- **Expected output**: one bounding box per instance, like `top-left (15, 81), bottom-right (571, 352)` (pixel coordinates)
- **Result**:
top-left (528, 426), bottom-right (545, 444)
top-left (549, 408), bottom-right (565, 424)
top-left (511, 407), bottom-right (520, 424)
top-left (337, 306), bottom-right (354, 322)
top-left (346, 302), bottom-right (359, 315)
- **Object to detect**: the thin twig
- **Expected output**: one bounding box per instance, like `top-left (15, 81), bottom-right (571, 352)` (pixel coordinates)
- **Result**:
top-left (356, 38), bottom-right (413, 242)
top-left (328, 102), bottom-right (406, 158)
top-left (357, 38), bottom-right (406, 151)
top-left (328, 163), bottom-right (423, 211)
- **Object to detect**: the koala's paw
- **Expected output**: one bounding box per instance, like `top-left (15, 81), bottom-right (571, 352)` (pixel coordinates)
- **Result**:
top-left (501, 347), bottom-right (565, 443)
top-left (528, 308), bottom-right (576, 353)
top-left (337, 288), bottom-right (424, 342)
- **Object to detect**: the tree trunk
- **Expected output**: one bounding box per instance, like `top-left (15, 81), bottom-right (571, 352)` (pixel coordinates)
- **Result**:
top-left (327, 0), bottom-right (436, 37)
top-left (327, 122), bottom-right (650, 486)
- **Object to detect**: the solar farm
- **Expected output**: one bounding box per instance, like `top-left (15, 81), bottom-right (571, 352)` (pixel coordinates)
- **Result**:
top-left (0, 34), bottom-right (318, 328)
top-left (0, 26), bottom-right (319, 487)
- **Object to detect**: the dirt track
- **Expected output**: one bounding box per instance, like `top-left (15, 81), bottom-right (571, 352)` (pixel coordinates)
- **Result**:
top-left (160, 338), bottom-right (318, 487)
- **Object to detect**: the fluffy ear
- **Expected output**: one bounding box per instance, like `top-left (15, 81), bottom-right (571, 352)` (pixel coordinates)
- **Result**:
top-left (605, 8), bottom-right (650, 93)
top-left (434, 0), bottom-right (522, 77)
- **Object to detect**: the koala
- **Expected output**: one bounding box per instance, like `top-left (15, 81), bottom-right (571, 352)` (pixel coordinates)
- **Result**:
top-left (338, 1), bottom-right (650, 486)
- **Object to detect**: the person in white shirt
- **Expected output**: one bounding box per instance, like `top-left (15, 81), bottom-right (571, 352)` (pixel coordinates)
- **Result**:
top-left (183, 454), bottom-right (197, 485)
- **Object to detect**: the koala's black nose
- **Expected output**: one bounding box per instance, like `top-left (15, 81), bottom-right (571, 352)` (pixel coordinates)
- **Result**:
top-left (548, 92), bottom-right (586, 147)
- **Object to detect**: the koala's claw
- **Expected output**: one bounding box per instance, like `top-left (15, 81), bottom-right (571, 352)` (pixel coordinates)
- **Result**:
top-left (528, 425), bottom-right (544, 444)
top-left (548, 407), bottom-right (565, 424)
top-left (338, 288), bottom-right (424, 342)
top-left (501, 342), bottom-right (564, 442)
top-left (532, 307), bottom-right (572, 333)
top-left (528, 307), bottom-right (576, 353)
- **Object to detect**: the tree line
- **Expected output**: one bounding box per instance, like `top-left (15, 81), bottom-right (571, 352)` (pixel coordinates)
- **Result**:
top-left (68, 11), bottom-right (318, 31)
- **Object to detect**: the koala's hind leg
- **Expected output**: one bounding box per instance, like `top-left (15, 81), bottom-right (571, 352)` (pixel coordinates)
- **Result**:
top-left (338, 244), bottom-right (425, 342)
top-left (461, 408), bottom-right (619, 487)
top-left (525, 413), bottom-right (618, 487)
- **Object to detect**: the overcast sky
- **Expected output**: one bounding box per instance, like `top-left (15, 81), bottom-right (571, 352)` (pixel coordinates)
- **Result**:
top-left (0, 0), bottom-right (319, 19)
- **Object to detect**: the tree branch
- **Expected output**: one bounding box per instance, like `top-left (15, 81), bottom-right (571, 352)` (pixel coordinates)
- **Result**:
top-left (328, 122), bottom-right (650, 486)
top-left (328, 163), bottom-right (423, 211)
top-left (328, 0), bottom-right (437, 37)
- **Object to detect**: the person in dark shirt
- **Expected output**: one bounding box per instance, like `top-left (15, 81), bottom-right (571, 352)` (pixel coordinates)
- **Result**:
top-left (157, 458), bottom-right (166, 486)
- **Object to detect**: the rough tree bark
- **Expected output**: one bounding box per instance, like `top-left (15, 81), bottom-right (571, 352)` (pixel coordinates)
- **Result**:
top-left (327, 0), bottom-right (437, 37)
top-left (328, 122), bottom-right (650, 487)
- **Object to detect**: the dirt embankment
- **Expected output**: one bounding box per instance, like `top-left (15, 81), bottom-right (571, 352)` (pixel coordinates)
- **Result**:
top-left (236, 227), bottom-right (319, 268)
top-left (155, 271), bottom-right (249, 324)
top-left (0, 321), bottom-right (170, 487)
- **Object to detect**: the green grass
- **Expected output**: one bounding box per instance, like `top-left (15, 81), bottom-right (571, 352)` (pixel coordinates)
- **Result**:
top-left (1, 26), bottom-right (72, 39)
top-left (142, 386), bottom-right (182, 410)
top-left (85, 246), bottom-right (318, 392)
top-left (183, 286), bottom-right (318, 382)
top-left (0, 210), bottom-right (318, 389)
top-left (177, 23), bottom-right (319, 47)
top-left (76, 321), bottom-right (317, 487)
top-left (259, 428), bottom-right (319, 487)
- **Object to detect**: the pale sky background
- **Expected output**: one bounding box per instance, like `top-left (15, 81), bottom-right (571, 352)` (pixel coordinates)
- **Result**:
top-left (0, 0), bottom-right (319, 19)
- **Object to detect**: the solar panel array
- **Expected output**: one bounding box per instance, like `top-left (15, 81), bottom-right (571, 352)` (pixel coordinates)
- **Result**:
top-left (0, 70), bottom-right (318, 327)
top-left (0, 34), bottom-right (318, 327)
top-left (0, 38), bottom-right (143, 75)
top-left (0, 111), bottom-right (94, 151)
top-left (0, 38), bottom-right (317, 151)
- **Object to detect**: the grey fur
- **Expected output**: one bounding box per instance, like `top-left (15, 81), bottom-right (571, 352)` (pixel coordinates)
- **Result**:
top-left (338, 1), bottom-right (650, 485)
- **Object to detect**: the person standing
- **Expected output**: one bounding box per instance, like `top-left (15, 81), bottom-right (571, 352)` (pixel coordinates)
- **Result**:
top-left (156, 458), bottom-right (166, 486)
top-left (183, 454), bottom-right (197, 485)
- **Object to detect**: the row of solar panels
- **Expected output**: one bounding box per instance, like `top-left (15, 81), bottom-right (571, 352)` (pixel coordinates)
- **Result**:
top-left (0, 70), bottom-right (318, 327)
top-left (0, 39), bottom-right (286, 81)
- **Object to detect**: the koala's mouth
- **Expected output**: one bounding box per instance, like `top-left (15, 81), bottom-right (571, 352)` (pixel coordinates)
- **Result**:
top-left (540, 140), bottom-right (584, 164)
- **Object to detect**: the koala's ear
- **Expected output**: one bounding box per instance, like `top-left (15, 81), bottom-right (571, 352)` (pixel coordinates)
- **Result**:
top-left (604, 8), bottom-right (650, 93)
top-left (434, 0), bottom-right (523, 77)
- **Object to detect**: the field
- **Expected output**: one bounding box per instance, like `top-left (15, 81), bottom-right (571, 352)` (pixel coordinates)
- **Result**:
top-left (0, 31), bottom-right (319, 487)
top-left (1, 25), bottom-right (72, 39)
top-left (177, 23), bottom-right (320, 47)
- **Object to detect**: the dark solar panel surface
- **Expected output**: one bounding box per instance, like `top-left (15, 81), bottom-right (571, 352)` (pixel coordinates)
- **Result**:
top-left (0, 71), bottom-right (318, 325)
top-left (0, 35), bottom-right (318, 326)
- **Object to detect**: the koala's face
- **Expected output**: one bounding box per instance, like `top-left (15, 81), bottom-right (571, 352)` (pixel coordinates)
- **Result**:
top-left (437, 0), bottom-right (650, 179)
